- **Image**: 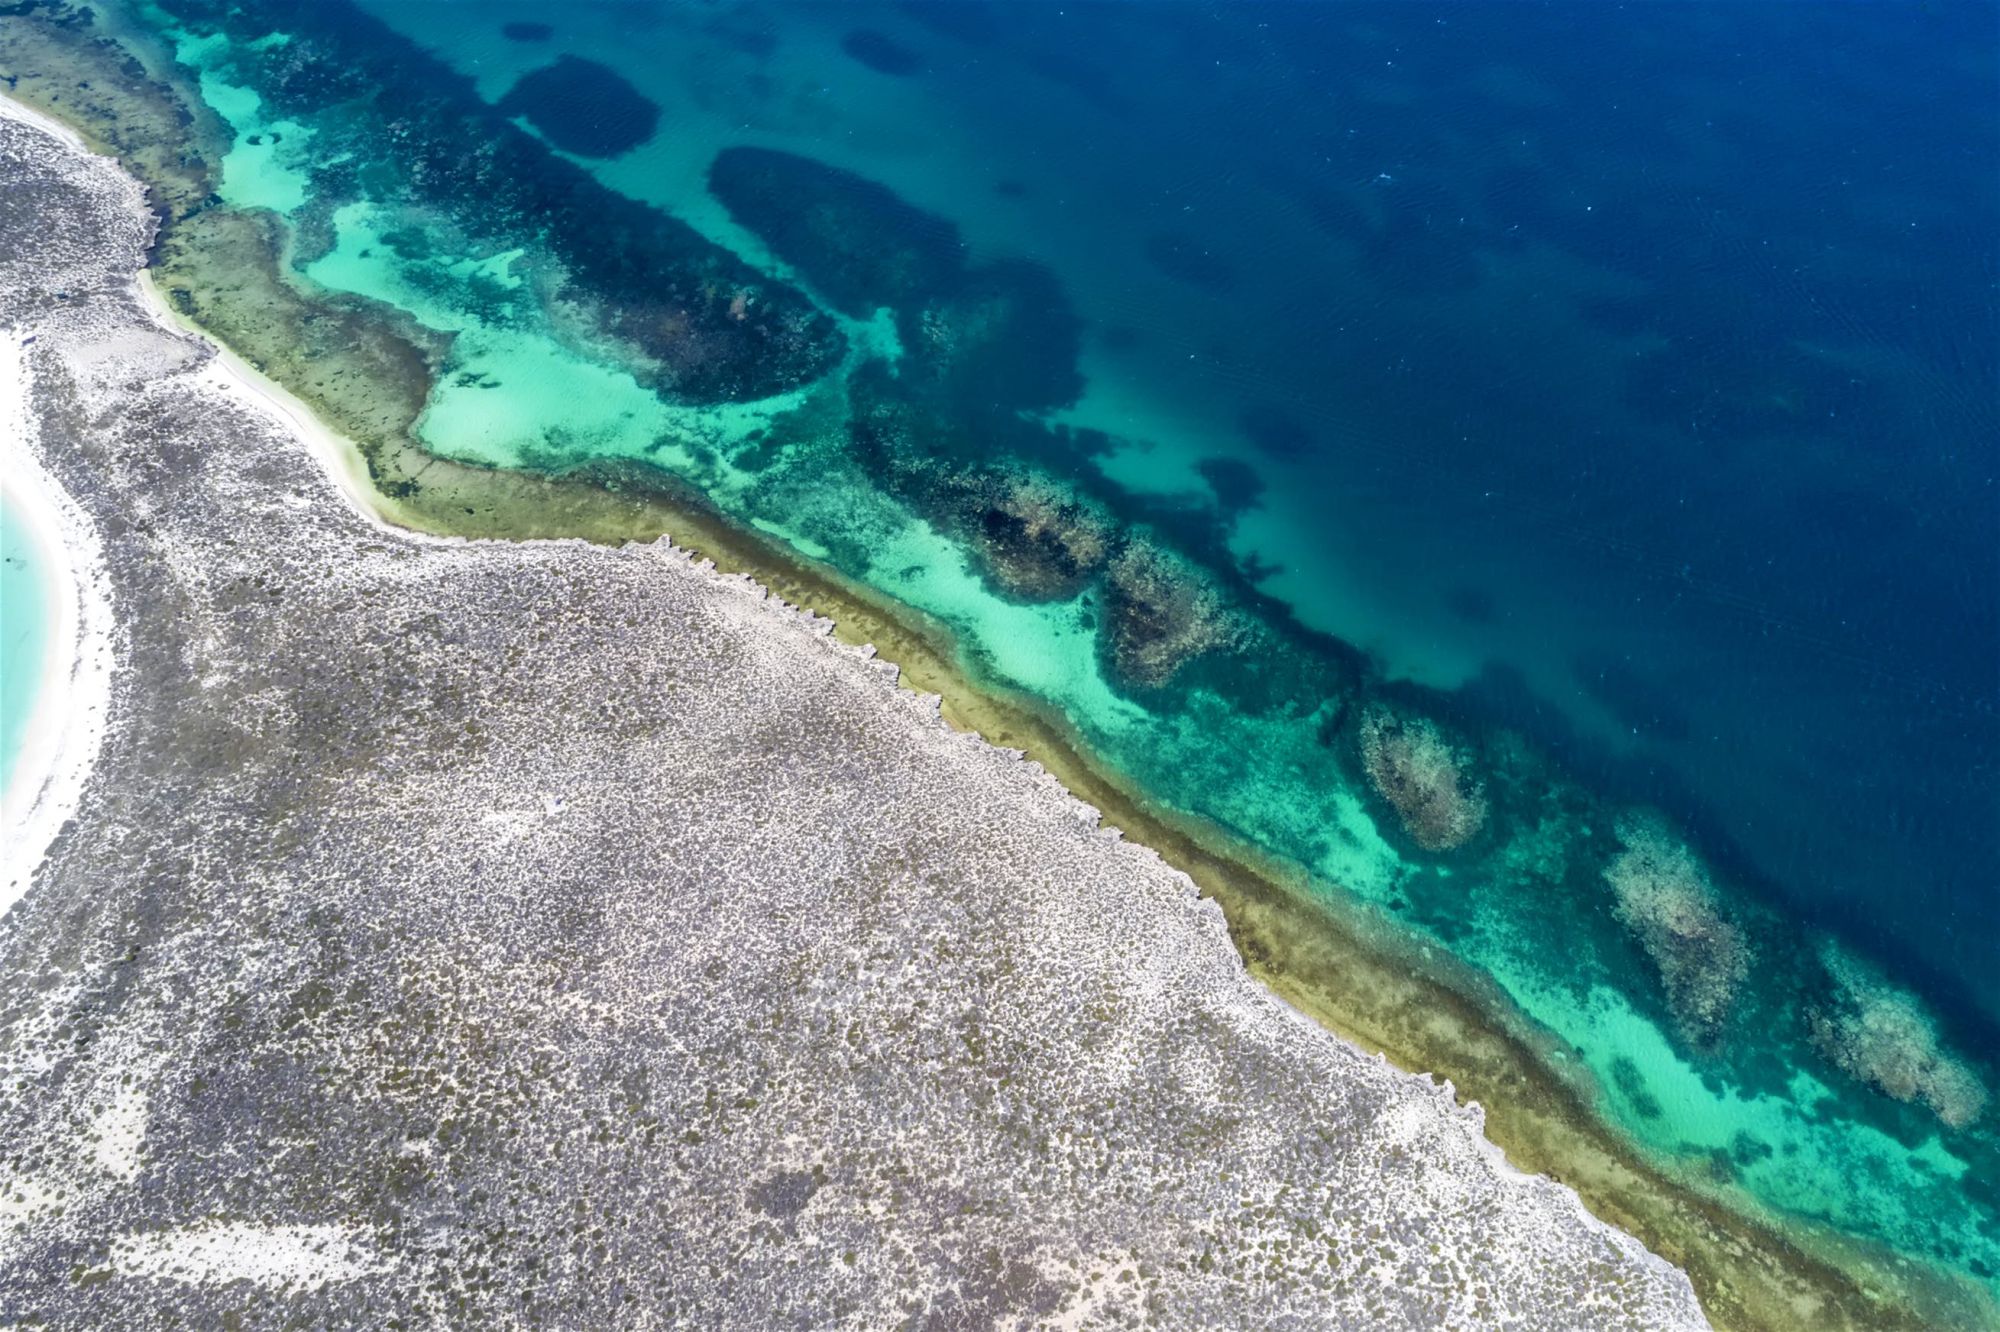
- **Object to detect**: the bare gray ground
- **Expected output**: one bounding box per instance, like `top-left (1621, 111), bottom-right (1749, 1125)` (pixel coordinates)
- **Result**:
top-left (0, 112), bottom-right (1708, 1329)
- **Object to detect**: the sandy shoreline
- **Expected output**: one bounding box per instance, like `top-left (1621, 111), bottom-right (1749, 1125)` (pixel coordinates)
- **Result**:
top-left (0, 91), bottom-right (87, 152)
top-left (0, 333), bottom-right (114, 916)
top-left (0, 87), bottom-right (455, 916)
top-left (0, 87), bottom-right (445, 912)
top-left (136, 273), bottom-right (404, 537)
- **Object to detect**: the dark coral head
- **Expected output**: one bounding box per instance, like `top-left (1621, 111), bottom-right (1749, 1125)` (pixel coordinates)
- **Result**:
top-left (497, 56), bottom-right (661, 158)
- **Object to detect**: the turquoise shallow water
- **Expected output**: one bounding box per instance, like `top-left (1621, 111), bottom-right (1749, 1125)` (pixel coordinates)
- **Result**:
top-left (0, 492), bottom-right (51, 796)
top-left (89, 0), bottom-right (2000, 1304)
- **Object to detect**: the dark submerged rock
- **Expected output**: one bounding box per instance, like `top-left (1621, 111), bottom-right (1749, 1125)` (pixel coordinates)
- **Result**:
top-left (496, 55), bottom-right (660, 158)
top-left (708, 146), bottom-right (1081, 414)
top-left (709, 145), bottom-right (962, 318)
top-left (1196, 456), bottom-right (1264, 516)
top-left (840, 27), bottom-right (923, 77)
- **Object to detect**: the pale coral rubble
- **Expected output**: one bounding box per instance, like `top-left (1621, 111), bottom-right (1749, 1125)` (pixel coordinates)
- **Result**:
top-left (1602, 816), bottom-right (1751, 1050)
top-left (1812, 944), bottom-right (1988, 1132)
top-left (0, 108), bottom-right (1708, 1329)
top-left (1355, 704), bottom-right (1490, 855)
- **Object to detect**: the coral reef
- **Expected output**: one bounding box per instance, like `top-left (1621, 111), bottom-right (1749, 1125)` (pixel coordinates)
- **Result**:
top-left (1602, 817), bottom-right (1752, 1048)
top-left (1811, 946), bottom-right (1988, 1130)
top-left (708, 145), bottom-right (962, 319)
top-left (838, 364), bottom-right (1117, 604)
top-left (909, 258), bottom-right (1081, 412)
top-left (495, 56), bottom-right (660, 158)
top-left (0, 107), bottom-right (1710, 1330)
top-left (953, 466), bottom-right (1112, 601)
top-left (1356, 704), bottom-right (1491, 853)
top-left (1101, 538), bottom-right (1246, 689)
top-left (709, 148), bottom-right (1081, 413)
top-left (149, 0), bottom-right (842, 401)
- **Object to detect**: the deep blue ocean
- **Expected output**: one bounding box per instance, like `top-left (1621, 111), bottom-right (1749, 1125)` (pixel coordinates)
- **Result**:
top-left (1055, 0), bottom-right (2000, 1030)
top-left (867, 0), bottom-right (2000, 1034)
top-left (580, 0), bottom-right (1999, 1039)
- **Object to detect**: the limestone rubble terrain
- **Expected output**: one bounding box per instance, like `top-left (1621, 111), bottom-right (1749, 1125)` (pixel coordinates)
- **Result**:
top-left (0, 111), bottom-right (1709, 1330)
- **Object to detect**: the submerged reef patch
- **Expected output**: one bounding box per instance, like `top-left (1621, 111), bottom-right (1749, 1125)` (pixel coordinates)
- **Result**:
top-left (1811, 946), bottom-right (1988, 1130)
top-left (840, 28), bottom-right (923, 77)
top-left (151, 0), bottom-right (841, 402)
top-left (908, 257), bottom-right (1082, 415)
top-left (500, 21), bottom-right (553, 44)
top-left (948, 465), bottom-right (1113, 601)
top-left (1603, 817), bottom-right (1752, 1048)
top-left (841, 374), bottom-right (1109, 604)
top-left (846, 382), bottom-right (1267, 686)
top-left (1195, 456), bottom-right (1264, 517)
top-left (709, 144), bottom-right (960, 318)
top-left (709, 146), bottom-right (1081, 414)
top-left (496, 55), bottom-right (660, 158)
top-left (1356, 703), bottom-right (1491, 854)
top-left (1102, 539), bottom-right (1248, 689)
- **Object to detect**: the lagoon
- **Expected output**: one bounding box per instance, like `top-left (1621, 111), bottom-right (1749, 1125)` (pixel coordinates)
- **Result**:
top-left (0, 488), bottom-right (50, 800)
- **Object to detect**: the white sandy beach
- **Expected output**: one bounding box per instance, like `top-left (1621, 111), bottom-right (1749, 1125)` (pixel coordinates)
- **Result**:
top-left (0, 90), bottom-right (561, 924)
top-left (0, 88), bottom-right (371, 918)
top-left (2, 94), bottom-right (109, 914)
top-left (135, 272), bottom-right (399, 533)
top-left (0, 92), bottom-right (88, 152)
top-left (0, 333), bottom-right (114, 916)
top-left (0, 87), bottom-right (562, 923)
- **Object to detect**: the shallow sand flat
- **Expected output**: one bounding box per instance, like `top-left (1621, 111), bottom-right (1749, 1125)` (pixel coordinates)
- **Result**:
top-left (0, 107), bottom-right (1708, 1329)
